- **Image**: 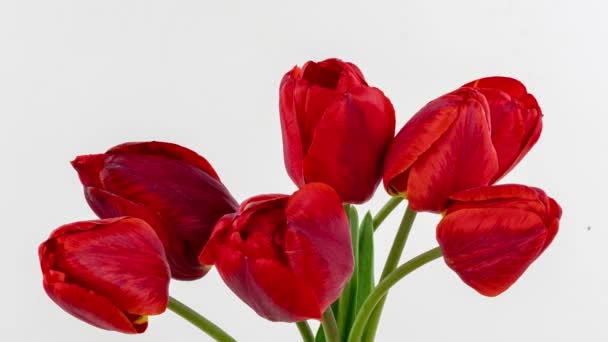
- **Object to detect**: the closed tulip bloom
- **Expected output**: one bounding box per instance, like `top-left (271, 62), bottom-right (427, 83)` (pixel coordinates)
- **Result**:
top-left (199, 183), bottom-right (353, 322)
top-left (463, 77), bottom-right (542, 181)
top-left (71, 141), bottom-right (238, 280)
top-left (280, 58), bottom-right (395, 204)
top-left (382, 87), bottom-right (499, 212)
top-left (39, 217), bottom-right (170, 333)
top-left (437, 184), bottom-right (561, 296)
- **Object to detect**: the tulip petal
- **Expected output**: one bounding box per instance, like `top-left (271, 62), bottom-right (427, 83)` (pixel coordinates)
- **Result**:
top-left (285, 183), bottom-right (353, 307)
top-left (437, 208), bottom-right (547, 296)
top-left (84, 187), bottom-right (171, 251)
top-left (71, 154), bottom-right (106, 188)
top-left (214, 246), bottom-right (322, 322)
top-left (464, 77), bottom-right (542, 180)
top-left (43, 281), bottom-right (141, 333)
top-left (251, 258), bottom-right (323, 321)
top-left (52, 217), bottom-right (170, 315)
top-left (280, 70), bottom-right (306, 186)
top-left (407, 90), bottom-right (498, 212)
top-left (100, 153), bottom-right (237, 279)
top-left (304, 87), bottom-right (395, 203)
top-left (382, 92), bottom-right (464, 195)
top-left (542, 197), bottom-right (562, 252)
top-left (107, 141), bottom-right (221, 182)
top-left (198, 213), bottom-right (236, 266)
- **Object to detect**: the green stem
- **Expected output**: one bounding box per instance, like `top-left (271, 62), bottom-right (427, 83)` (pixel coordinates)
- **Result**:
top-left (348, 247), bottom-right (442, 342)
top-left (321, 306), bottom-right (340, 342)
top-left (295, 321), bottom-right (314, 342)
top-left (372, 197), bottom-right (403, 230)
top-left (363, 207), bottom-right (416, 341)
top-left (167, 296), bottom-right (237, 342)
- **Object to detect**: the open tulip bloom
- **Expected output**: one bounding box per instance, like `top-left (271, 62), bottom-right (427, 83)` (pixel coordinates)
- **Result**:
top-left (39, 58), bottom-right (561, 342)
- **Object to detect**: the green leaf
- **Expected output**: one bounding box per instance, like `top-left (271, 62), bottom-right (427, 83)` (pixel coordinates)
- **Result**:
top-left (335, 205), bottom-right (359, 339)
top-left (356, 212), bottom-right (375, 313)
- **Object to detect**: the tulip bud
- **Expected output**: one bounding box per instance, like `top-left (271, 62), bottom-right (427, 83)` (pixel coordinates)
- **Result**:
top-left (280, 58), bottom-right (395, 204)
top-left (71, 141), bottom-right (238, 280)
top-left (437, 184), bottom-right (561, 296)
top-left (463, 77), bottom-right (543, 181)
top-left (39, 217), bottom-right (170, 333)
top-left (382, 87), bottom-right (499, 212)
top-left (199, 183), bottom-right (353, 322)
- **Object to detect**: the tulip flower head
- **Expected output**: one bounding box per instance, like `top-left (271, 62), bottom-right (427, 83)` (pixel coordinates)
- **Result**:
top-left (437, 184), bottom-right (561, 296)
top-left (71, 141), bottom-right (238, 280)
top-left (280, 58), bottom-right (395, 204)
top-left (39, 217), bottom-right (170, 333)
top-left (199, 183), bottom-right (354, 322)
top-left (383, 77), bottom-right (542, 213)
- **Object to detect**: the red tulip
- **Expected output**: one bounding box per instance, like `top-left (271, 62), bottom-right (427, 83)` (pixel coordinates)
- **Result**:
top-left (382, 77), bottom-right (542, 212)
top-left (199, 183), bottom-right (353, 322)
top-left (382, 87), bottom-right (499, 212)
top-left (71, 141), bottom-right (238, 280)
top-left (280, 58), bottom-right (395, 204)
top-left (39, 217), bottom-right (170, 333)
top-left (436, 184), bottom-right (561, 296)
top-left (463, 77), bottom-right (542, 181)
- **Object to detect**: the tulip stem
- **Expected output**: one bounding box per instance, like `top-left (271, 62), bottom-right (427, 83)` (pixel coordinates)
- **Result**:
top-left (347, 247), bottom-right (443, 342)
top-left (322, 306), bottom-right (340, 342)
top-left (372, 197), bottom-right (403, 230)
top-left (363, 207), bottom-right (416, 341)
top-left (167, 296), bottom-right (237, 342)
top-left (295, 321), bottom-right (314, 342)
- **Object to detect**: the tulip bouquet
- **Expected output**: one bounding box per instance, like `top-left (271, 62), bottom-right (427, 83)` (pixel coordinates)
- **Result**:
top-left (39, 58), bottom-right (561, 342)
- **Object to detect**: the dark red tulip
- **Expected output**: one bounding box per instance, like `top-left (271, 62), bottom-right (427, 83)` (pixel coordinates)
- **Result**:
top-left (71, 141), bottom-right (238, 280)
top-left (463, 77), bottom-right (542, 181)
top-left (382, 87), bottom-right (499, 212)
top-left (199, 183), bottom-right (353, 322)
top-left (39, 217), bottom-right (170, 333)
top-left (437, 184), bottom-right (561, 296)
top-left (280, 58), bottom-right (395, 204)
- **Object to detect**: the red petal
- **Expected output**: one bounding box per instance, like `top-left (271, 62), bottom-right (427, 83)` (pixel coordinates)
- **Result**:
top-left (382, 91), bottom-right (463, 195)
top-left (198, 213), bottom-right (236, 265)
top-left (251, 258), bottom-right (322, 321)
top-left (71, 154), bottom-right (105, 188)
top-left (43, 281), bottom-right (141, 333)
top-left (100, 153), bottom-right (237, 279)
top-left (541, 197), bottom-right (562, 252)
top-left (300, 58), bottom-right (367, 92)
top-left (407, 89), bottom-right (498, 212)
top-left (449, 184), bottom-right (539, 202)
top-left (51, 217), bottom-right (170, 315)
top-left (280, 70), bottom-right (306, 186)
top-left (285, 183), bottom-right (353, 308)
top-left (107, 141), bottom-right (221, 182)
top-left (84, 187), bottom-right (170, 250)
top-left (214, 246), bottom-right (322, 322)
top-left (463, 77), bottom-right (528, 98)
top-left (437, 208), bottom-right (547, 296)
top-left (303, 86), bottom-right (395, 203)
top-left (463, 77), bottom-right (542, 180)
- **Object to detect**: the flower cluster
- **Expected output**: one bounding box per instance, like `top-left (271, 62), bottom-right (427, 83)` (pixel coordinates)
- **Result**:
top-left (39, 58), bottom-right (561, 341)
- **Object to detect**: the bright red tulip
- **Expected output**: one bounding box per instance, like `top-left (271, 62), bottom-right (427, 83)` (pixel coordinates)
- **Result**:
top-left (382, 87), bottom-right (499, 212)
top-left (463, 77), bottom-right (542, 181)
top-left (199, 183), bottom-right (353, 322)
top-left (437, 184), bottom-right (561, 296)
top-left (39, 217), bottom-right (170, 333)
top-left (280, 58), bottom-right (395, 204)
top-left (382, 77), bottom-right (542, 212)
top-left (71, 141), bottom-right (238, 280)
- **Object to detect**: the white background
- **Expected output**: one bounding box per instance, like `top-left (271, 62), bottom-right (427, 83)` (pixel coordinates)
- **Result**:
top-left (1, 1), bottom-right (606, 341)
